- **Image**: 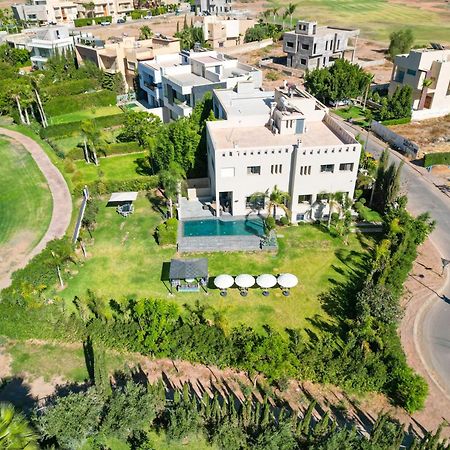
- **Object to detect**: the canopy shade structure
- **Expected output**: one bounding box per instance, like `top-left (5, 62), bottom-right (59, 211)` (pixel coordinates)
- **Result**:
top-left (277, 273), bottom-right (298, 289)
top-left (214, 274), bottom-right (234, 290)
top-left (169, 258), bottom-right (208, 281)
top-left (108, 192), bottom-right (138, 203)
top-left (235, 274), bottom-right (255, 289)
top-left (256, 274), bottom-right (277, 289)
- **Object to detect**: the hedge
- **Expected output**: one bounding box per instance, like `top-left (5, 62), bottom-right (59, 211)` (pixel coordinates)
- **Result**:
top-left (40, 113), bottom-right (124, 138)
top-left (67, 141), bottom-right (142, 160)
top-left (155, 218), bottom-right (178, 245)
top-left (43, 79), bottom-right (99, 97)
top-left (73, 176), bottom-right (158, 196)
top-left (130, 6), bottom-right (169, 19)
top-left (45, 90), bottom-right (116, 117)
top-left (74, 16), bottom-right (112, 27)
top-left (381, 117), bottom-right (411, 126)
top-left (424, 152), bottom-right (450, 168)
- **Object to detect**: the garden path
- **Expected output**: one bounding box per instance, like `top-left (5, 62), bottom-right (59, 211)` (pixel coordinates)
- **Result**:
top-left (0, 128), bottom-right (72, 289)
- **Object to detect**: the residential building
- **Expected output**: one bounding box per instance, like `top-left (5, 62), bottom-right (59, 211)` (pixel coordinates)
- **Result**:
top-left (389, 47), bottom-right (450, 120)
top-left (201, 16), bottom-right (255, 49)
top-left (206, 83), bottom-right (361, 222)
top-left (74, 0), bottom-right (133, 20)
top-left (138, 49), bottom-right (262, 121)
top-left (28, 26), bottom-right (74, 69)
top-left (12, 0), bottom-right (78, 24)
top-left (195, 0), bottom-right (232, 14)
top-left (283, 20), bottom-right (359, 70)
top-left (75, 34), bottom-right (180, 92)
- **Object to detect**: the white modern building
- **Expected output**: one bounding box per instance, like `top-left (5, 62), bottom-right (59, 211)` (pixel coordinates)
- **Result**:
top-left (195, 0), bottom-right (232, 14)
top-left (138, 49), bottom-right (262, 121)
top-left (389, 47), bottom-right (450, 120)
top-left (206, 83), bottom-right (361, 222)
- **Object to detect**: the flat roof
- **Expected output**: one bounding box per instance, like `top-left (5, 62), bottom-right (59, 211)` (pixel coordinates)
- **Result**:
top-left (214, 88), bottom-right (273, 118)
top-left (109, 192), bottom-right (138, 203)
top-left (169, 258), bottom-right (208, 280)
top-left (208, 120), bottom-right (344, 150)
top-left (167, 72), bottom-right (211, 87)
top-left (192, 55), bottom-right (222, 64)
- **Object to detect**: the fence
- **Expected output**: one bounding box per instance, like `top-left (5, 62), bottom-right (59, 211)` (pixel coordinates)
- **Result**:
top-left (371, 120), bottom-right (419, 158)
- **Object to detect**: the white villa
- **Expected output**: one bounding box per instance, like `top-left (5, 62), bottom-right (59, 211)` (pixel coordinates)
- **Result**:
top-left (205, 83), bottom-right (361, 222)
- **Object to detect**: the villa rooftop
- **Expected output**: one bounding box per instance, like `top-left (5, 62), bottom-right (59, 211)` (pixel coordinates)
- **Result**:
top-left (166, 72), bottom-right (212, 87)
top-left (214, 88), bottom-right (273, 118)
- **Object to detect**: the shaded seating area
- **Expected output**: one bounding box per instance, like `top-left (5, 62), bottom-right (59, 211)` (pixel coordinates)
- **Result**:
top-left (108, 192), bottom-right (138, 217)
top-left (169, 258), bottom-right (208, 293)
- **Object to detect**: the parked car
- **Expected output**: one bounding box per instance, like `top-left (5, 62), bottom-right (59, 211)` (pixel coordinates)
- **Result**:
top-left (329, 99), bottom-right (352, 107)
top-left (143, 14), bottom-right (152, 19)
top-left (117, 17), bottom-right (126, 23)
top-left (100, 21), bottom-right (111, 26)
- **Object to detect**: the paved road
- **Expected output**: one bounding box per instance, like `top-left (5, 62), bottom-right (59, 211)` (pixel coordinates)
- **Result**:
top-left (0, 128), bottom-right (72, 289)
top-left (339, 120), bottom-right (450, 396)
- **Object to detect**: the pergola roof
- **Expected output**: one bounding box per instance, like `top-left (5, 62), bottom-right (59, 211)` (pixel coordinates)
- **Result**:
top-left (169, 258), bottom-right (208, 280)
top-left (108, 192), bottom-right (138, 203)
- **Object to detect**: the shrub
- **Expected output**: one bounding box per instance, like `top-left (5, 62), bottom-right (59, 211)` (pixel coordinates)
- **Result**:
top-left (63, 159), bottom-right (76, 173)
top-left (381, 117), bottom-right (411, 126)
top-left (279, 216), bottom-right (290, 226)
top-left (73, 176), bottom-right (158, 196)
top-left (264, 216), bottom-right (276, 233)
top-left (40, 113), bottom-right (124, 138)
top-left (74, 16), bottom-right (112, 27)
top-left (265, 71), bottom-right (279, 81)
top-left (45, 90), bottom-right (116, 117)
top-left (423, 151), bottom-right (450, 168)
top-left (155, 218), bottom-right (178, 246)
top-left (67, 141), bottom-right (141, 160)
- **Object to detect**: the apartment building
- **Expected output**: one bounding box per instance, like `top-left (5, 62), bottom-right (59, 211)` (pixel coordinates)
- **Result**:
top-left (74, 0), bottom-right (133, 20)
top-left (389, 47), bottom-right (450, 120)
top-left (283, 20), bottom-right (359, 70)
top-left (76, 34), bottom-right (180, 92)
top-left (138, 50), bottom-right (262, 121)
top-left (195, 0), bottom-right (232, 14)
top-left (201, 16), bottom-right (255, 49)
top-left (206, 83), bottom-right (361, 222)
top-left (12, 0), bottom-right (78, 24)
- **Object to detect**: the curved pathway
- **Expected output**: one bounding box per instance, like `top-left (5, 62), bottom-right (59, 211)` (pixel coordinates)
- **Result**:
top-left (0, 128), bottom-right (72, 289)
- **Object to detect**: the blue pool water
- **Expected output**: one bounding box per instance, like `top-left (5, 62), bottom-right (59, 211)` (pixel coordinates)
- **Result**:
top-left (183, 217), bottom-right (264, 237)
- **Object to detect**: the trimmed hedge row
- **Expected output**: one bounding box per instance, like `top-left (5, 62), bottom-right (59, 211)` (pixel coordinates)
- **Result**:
top-left (43, 79), bottom-right (99, 97)
top-left (40, 113), bottom-right (124, 138)
top-left (73, 176), bottom-right (158, 196)
top-left (381, 117), bottom-right (411, 126)
top-left (424, 152), bottom-right (450, 168)
top-left (45, 90), bottom-right (116, 117)
top-left (74, 16), bottom-right (112, 27)
top-left (67, 141), bottom-right (142, 160)
top-left (155, 218), bottom-right (178, 245)
top-left (130, 6), bottom-right (170, 19)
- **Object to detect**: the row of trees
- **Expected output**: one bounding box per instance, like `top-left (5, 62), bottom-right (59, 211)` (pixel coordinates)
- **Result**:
top-left (260, 3), bottom-right (299, 28)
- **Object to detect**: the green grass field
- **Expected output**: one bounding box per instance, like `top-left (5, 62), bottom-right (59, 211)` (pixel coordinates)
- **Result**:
top-left (0, 136), bottom-right (52, 252)
top-left (270, 0), bottom-right (450, 43)
top-left (61, 195), bottom-right (372, 333)
top-left (49, 105), bottom-right (123, 125)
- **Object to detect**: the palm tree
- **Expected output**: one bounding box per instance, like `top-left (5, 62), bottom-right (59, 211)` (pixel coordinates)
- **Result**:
top-left (261, 9), bottom-right (271, 23)
top-left (0, 403), bottom-right (38, 450)
top-left (81, 120), bottom-right (106, 165)
top-left (272, 7), bottom-right (279, 24)
top-left (159, 162), bottom-right (186, 218)
top-left (285, 2), bottom-right (298, 27)
top-left (267, 185), bottom-right (290, 221)
top-left (282, 9), bottom-right (289, 28)
top-left (326, 192), bottom-right (343, 229)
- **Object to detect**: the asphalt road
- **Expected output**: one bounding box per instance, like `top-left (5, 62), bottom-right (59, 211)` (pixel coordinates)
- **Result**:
top-left (340, 121), bottom-right (450, 395)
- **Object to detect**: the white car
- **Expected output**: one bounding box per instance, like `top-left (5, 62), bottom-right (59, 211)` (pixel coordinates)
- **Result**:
top-left (143, 14), bottom-right (152, 19)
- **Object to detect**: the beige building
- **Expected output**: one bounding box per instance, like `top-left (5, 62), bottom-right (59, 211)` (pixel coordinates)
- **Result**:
top-left (12, 0), bottom-right (78, 24)
top-left (74, 0), bottom-right (133, 20)
top-left (75, 34), bottom-right (180, 91)
top-left (389, 47), bottom-right (450, 120)
top-left (201, 16), bottom-right (255, 49)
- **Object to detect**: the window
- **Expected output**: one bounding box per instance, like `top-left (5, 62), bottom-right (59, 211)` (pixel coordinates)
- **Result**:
top-left (407, 69), bottom-right (416, 76)
top-left (313, 43), bottom-right (317, 53)
top-left (286, 41), bottom-right (294, 48)
top-left (394, 70), bottom-right (405, 83)
top-left (300, 58), bottom-right (307, 65)
top-left (298, 194), bottom-right (312, 203)
top-left (246, 195), bottom-right (265, 209)
top-left (339, 163), bottom-right (354, 171)
top-left (271, 164), bottom-right (283, 174)
top-left (247, 166), bottom-right (261, 175)
top-left (317, 193), bottom-right (328, 201)
top-left (221, 167), bottom-right (235, 178)
top-left (320, 164), bottom-right (334, 173)
top-left (300, 165), bottom-right (311, 175)
top-left (301, 43), bottom-right (309, 50)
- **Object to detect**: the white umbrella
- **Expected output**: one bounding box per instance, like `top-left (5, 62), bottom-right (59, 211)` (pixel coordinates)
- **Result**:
top-left (214, 274), bottom-right (234, 289)
top-left (277, 273), bottom-right (298, 289)
top-left (235, 274), bottom-right (255, 289)
top-left (256, 274), bottom-right (277, 289)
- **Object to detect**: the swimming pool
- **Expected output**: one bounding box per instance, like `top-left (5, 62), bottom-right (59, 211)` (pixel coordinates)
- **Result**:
top-left (183, 217), bottom-right (265, 237)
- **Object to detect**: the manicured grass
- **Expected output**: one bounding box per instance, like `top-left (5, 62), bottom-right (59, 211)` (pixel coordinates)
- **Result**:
top-left (61, 195), bottom-right (372, 333)
top-left (0, 136), bottom-right (52, 249)
top-left (72, 152), bottom-right (147, 185)
top-left (49, 106), bottom-right (123, 125)
top-left (270, 0), bottom-right (450, 43)
top-left (334, 106), bottom-right (370, 127)
top-left (5, 340), bottom-right (139, 383)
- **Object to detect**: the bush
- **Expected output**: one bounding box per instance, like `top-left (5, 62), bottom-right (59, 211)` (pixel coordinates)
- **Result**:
top-left (391, 366), bottom-right (428, 413)
top-left (73, 176), bottom-right (158, 196)
top-left (74, 16), bottom-right (112, 27)
top-left (155, 218), bottom-right (178, 246)
top-left (67, 141), bottom-right (141, 160)
top-left (45, 90), bottom-right (116, 117)
top-left (279, 216), bottom-right (290, 226)
top-left (265, 71), bottom-right (279, 81)
top-left (264, 216), bottom-right (276, 233)
top-left (381, 117), bottom-right (411, 126)
top-left (424, 151), bottom-right (450, 168)
top-left (40, 113), bottom-right (124, 138)
top-left (43, 79), bottom-right (99, 97)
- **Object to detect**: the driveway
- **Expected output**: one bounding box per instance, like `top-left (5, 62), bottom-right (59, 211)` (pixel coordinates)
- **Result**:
top-left (0, 128), bottom-right (72, 289)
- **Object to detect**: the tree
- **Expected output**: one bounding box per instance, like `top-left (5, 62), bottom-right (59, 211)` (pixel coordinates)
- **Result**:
top-left (0, 403), bottom-right (38, 450)
top-left (267, 185), bottom-right (290, 220)
top-left (388, 29), bottom-right (414, 58)
top-left (82, 1), bottom-right (95, 18)
top-left (159, 162), bottom-right (186, 218)
top-left (139, 25), bottom-right (153, 40)
top-left (379, 85), bottom-right (412, 121)
top-left (117, 110), bottom-right (161, 147)
top-left (0, 44), bottom-right (30, 67)
top-left (81, 119), bottom-right (107, 165)
top-left (285, 3), bottom-right (297, 27)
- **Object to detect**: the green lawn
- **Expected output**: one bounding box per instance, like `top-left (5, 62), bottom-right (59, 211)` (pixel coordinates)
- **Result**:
top-left (49, 105), bottom-right (123, 125)
top-left (61, 195), bottom-right (372, 333)
top-left (334, 106), bottom-right (370, 127)
top-left (270, 0), bottom-right (450, 43)
top-left (72, 152), bottom-right (147, 185)
top-left (0, 136), bottom-right (52, 252)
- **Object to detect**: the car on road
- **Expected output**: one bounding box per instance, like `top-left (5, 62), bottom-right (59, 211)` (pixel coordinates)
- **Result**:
top-left (100, 21), bottom-right (111, 26)
top-left (117, 17), bottom-right (126, 23)
top-left (143, 14), bottom-right (152, 19)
